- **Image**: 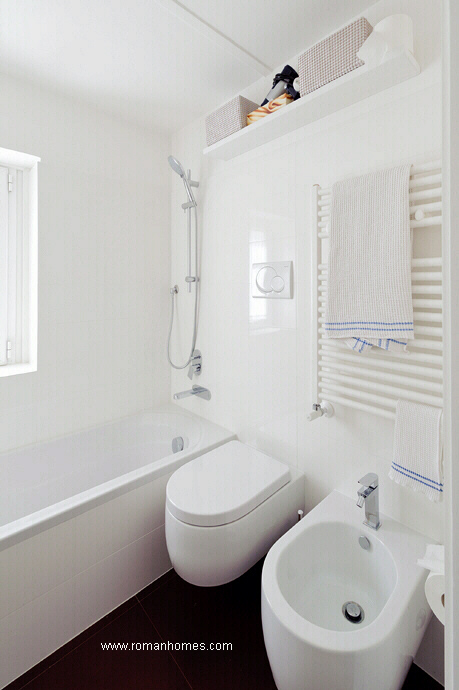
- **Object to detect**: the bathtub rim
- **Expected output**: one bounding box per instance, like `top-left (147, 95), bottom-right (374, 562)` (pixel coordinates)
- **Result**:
top-left (0, 405), bottom-right (236, 552)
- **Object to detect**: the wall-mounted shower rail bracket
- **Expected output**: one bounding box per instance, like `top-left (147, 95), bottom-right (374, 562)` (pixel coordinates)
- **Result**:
top-left (181, 173), bottom-right (199, 209)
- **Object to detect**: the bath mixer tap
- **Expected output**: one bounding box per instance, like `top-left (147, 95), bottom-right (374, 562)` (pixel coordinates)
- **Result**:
top-left (357, 473), bottom-right (381, 530)
top-left (173, 385), bottom-right (211, 401)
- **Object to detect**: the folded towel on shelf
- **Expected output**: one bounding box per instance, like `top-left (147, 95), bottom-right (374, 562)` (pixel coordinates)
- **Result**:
top-left (325, 164), bottom-right (413, 353)
top-left (389, 400), bottom-right (443, 502)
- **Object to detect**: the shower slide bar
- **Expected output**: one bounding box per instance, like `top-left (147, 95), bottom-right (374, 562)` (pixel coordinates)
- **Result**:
top-left (310, 160), bottom-right (443, 421)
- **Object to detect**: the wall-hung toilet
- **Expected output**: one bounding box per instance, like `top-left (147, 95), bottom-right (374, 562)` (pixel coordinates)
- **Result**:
top-left (165, 440), bottom-right (305, 586)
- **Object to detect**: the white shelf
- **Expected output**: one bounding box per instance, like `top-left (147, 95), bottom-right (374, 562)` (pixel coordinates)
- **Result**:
top-left (203, 49), bottom-right (420, 161)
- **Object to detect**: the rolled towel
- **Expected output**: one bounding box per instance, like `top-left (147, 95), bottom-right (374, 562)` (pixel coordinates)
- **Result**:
top-left (389, 400), bottom-right (443, 502)
top-left (418, 544), bottom-right (445, 625)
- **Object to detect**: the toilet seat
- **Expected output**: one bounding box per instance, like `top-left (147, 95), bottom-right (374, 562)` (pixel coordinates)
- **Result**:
top-left (166, 440), bottom-right (291, 527)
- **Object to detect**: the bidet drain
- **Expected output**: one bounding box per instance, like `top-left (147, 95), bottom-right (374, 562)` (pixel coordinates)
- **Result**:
top-left (342, 601), bottom-right (365, 624)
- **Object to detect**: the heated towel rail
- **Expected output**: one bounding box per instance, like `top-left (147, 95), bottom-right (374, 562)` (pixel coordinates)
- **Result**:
top-left (311, 160), bottom-right (443, 420)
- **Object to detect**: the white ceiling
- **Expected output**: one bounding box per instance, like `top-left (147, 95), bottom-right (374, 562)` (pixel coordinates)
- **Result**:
top-left (179, 0), bottom-right (378, 75)
top-left (0, 0), bottom-right (379, 133)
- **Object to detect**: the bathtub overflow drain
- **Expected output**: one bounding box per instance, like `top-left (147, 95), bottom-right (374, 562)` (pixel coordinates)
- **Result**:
top-left (342, 601), bottom-right (365, 624)
top-left (172, 436), bottom-right (184, 453)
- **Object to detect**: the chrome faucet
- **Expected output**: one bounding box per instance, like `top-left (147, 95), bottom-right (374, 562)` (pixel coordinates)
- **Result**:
top-left (357, 473), bottom-right (381, 530)
top-left (173, 385), bottom-right (211, 401)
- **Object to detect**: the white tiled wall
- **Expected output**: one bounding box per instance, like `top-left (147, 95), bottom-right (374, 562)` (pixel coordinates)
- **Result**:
top-left (0, 74), bottom-right (171, 452)
top-left (170, 0), bottom-right (444, 682)
top-left (171, 0), bottom-right (443, 542)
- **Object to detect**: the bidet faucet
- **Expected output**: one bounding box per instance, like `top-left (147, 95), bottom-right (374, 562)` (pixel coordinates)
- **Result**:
top-left (357, 473), bottom-right (381, 530)
top-left (173, 385), bottom-right (211, 401)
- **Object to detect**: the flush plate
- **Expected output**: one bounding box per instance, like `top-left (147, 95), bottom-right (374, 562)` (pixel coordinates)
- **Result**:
top-left (252, 261), bottom-right (292, 299)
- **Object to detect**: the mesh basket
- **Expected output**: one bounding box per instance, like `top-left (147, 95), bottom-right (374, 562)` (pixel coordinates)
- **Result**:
top-left (298, 17), bottom-right (372, 97)
top-left (205, 95), bottom-right (259, 147)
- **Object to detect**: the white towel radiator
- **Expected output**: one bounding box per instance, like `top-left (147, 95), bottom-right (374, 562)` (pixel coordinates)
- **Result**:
top-left (310, 160), bottom-right (443, 420)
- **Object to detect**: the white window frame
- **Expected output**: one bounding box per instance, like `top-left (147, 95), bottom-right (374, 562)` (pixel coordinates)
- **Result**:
top-left (0, 146), bottom-right (40, 377)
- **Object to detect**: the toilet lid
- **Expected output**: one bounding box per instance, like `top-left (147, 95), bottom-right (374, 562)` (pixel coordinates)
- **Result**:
top-left (166, 440), bottom-right (291, 527)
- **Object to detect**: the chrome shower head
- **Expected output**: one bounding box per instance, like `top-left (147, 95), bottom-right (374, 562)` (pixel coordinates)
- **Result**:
top-left (168, 155), bottom-right (185, 178)
top-left (168, 155), bottom-right (196, 206)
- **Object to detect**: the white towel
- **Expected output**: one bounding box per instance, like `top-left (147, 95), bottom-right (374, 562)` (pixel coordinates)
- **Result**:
top-left (390, 400), bottom-right (443, 502)
top-left (417, 544), bottom-right (444, 573)
top-left (325, 164), bottom-right (413, 353)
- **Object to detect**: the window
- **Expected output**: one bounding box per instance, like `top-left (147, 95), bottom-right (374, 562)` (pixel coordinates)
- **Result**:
top-left (0, 147), bottom-right (39, 377)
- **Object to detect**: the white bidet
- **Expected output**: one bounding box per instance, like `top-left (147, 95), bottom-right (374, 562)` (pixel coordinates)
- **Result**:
top-left (262, 491), bottom-right (432, 690)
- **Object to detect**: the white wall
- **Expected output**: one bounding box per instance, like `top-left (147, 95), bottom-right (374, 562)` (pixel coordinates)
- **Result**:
top-left (442, 3), bottom-right (459, 687)
top-left (170, 0), bottom-right (444, 682)
top-left (0, 74), bottom-right (170, 452)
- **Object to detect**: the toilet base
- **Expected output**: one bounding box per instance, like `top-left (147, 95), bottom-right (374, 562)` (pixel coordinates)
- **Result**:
top-left (165, 469), bottom-right (304, 587)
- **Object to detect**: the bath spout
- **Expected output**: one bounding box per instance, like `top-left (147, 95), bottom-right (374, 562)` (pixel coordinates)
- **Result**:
top-left (173, 385), bottom-right (211, 401)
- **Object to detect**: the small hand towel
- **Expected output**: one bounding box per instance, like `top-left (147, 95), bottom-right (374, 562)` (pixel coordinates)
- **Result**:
top-left (325, 164), bottom-right (413, 353)
top-left (390, 400), bottom-right (443, 502)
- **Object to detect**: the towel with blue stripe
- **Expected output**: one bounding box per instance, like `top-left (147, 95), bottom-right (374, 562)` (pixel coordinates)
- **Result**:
top-left (324, 164), bottom-right (413, 354)
top-left (389, 400), bottom-right (443, 502)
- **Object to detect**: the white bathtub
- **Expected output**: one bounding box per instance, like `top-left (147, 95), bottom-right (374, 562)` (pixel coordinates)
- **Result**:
top-left (0, 406), bottom-right (235, 688)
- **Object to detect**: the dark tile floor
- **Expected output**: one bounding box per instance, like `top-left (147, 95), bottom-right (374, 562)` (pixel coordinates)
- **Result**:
top-left (7, 560), bottom-right (442, 690)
